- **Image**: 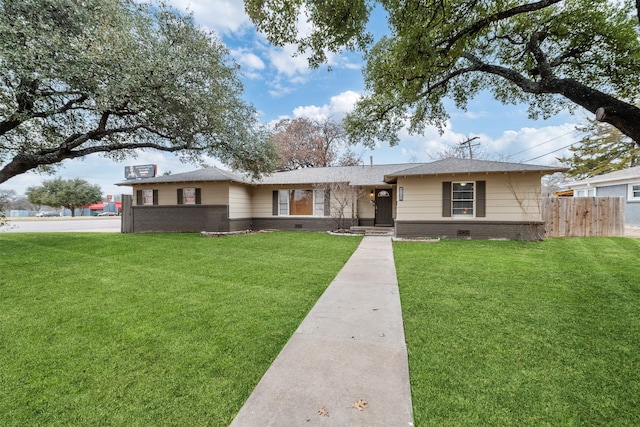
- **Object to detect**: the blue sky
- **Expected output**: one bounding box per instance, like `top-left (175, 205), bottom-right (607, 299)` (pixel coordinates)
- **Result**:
top-left (1, 0), bottom-right (588, 198)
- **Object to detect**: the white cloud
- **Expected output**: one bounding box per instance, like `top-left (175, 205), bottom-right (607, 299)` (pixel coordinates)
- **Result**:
top-left (292, 105), bottom-right (330, 120)
top-left (328, 91), bottom-right (361, 114)
top-left (230, 47), bottom-right (265, 79)
top-left (291, 90), bottom-right (362, 120)
top-left (168, 0), bottom-right (251, 35)
top-left (359, 121), bottom-right (582, 166)
top-left (268, 44), bottom-right (312, 79)
top-left (230, 48), bottom-right (265, 71)
top-left (491, 123), bottom-right (580, 164)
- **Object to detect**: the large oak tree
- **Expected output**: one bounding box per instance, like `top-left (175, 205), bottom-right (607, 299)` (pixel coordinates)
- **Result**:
top-left (0, 0), bottom-right (277, 184)
top-left (245, 0), bottom-right (640, 147)
top-left (26, 178), bottom-right (102, 217)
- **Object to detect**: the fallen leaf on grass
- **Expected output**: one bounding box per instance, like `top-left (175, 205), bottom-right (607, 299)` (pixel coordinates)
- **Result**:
top-left (318, 406), bottom-right (329, 417)
top-left (351, 399), bottom-right (368, 411)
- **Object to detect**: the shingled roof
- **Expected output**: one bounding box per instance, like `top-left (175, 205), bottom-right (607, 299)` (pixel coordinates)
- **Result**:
top-left (117, 158), bottom-right (566, 187)
top-left (116, 166), bottom-right (248, 185)
top-left (255, 163), bottom-right (417, 186)
top-left (569, 165), bottom-right (640, 186)
top-left (385, 158), bottom-right (567, 179)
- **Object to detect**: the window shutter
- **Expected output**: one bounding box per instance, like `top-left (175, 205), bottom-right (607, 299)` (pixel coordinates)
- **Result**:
top-left (152, 190), bottom-right (158, 205)
top-left (324, 189), bottom-right (330, 216)
top-left (476, 181), bottom-right (486, 217)
top-left (136, 190), bottom-right (142, 205)
top-left (272, 191), bottom-right (278, 215)
top-left (177, 189), bottom-right (183, 205)
top-left (442, 182), bottom-right (452, 217)
top-left (195, 188), bottom-right (202, 205)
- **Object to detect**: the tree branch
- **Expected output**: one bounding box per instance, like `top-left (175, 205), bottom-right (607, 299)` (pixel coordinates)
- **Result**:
top-left (0, 93), bottom-right (89, 137)
top-left (527, 29), bottom-right (553, 79)
top-left (438, 0), bottom-right (562, 52)
top-left (462, 53), bottom-right (543, 93)
top-left (414, 65), bottom-right (480, 99)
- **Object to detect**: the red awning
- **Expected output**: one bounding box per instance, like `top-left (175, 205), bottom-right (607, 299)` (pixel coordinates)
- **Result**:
top-left (83, 202), bottom-right (122, 211)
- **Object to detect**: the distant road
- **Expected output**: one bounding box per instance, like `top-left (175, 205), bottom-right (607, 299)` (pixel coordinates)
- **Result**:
top-left (3, 218), bottom-right (121, 233)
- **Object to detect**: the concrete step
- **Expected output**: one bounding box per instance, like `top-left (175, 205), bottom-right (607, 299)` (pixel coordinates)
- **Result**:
top-left (350, 226), bottom-right (395, 236)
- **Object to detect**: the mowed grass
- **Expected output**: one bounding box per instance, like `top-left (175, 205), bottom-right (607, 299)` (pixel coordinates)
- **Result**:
top-left (0, 232), bottom-right (361, 426)
top-left (395, 238), bottom-right (640, 426)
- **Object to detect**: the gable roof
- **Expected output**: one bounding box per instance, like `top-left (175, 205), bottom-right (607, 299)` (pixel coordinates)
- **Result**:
top-left (568, 166), bottom-right (640, 187)
top-left (117, 158), bottom-right (566, 187)
top-left (116, 166), bottom-right (248, 186)
top-left (256, 163), bottom-right (416, 186)
top-left (385, 158), bottom-right (567, 180)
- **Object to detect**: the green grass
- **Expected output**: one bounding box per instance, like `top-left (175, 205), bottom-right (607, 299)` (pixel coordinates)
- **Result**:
top-left (0, 232), bottom-right (361, 426)
top-left (395, 238), bottom-right (640, 426)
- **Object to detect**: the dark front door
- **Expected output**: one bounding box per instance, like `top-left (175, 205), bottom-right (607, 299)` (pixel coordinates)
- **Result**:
top-left (374, 189), bottom-right (393, 226)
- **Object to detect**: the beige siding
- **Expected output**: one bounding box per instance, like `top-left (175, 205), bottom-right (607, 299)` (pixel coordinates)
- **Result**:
top-left (252, 186), bottom-right (276, 217)
top-left (357, 188), bottom-right (375, 219)
top-left (229, 184), bottom-right (252, 219)
top-left (396, 173), bottom-right (543, 222)
top-left (199, 182), bottom-right (230, 205)
top-left (131, 182), bottom-right (229, 206)
top-left (253, 184), bottom-right (360, 218)
top-left (326, 185), bottom-right (359, 220)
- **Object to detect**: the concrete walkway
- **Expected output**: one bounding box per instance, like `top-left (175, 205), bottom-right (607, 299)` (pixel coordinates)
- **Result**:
top-left (230, 236), bottom-right (414, 427)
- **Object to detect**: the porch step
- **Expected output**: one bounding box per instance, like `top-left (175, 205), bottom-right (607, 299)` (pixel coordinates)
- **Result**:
top-left (350, 226), bottom-right (395, 236)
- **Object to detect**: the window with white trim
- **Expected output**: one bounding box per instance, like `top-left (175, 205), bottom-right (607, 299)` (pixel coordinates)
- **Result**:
top-left (452, 182), bottom-right (474, 216)
top-left (575, 188), bottom-right (596, 197)
top-left (277, 189), bottom-right (325, 215)
top-left (629, 183), bottom-right (640, 201)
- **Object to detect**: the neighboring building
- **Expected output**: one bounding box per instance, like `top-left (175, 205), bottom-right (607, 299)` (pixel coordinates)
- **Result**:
top-left (116, 158), bottom-right (566, 240)
top-left (567, 166), bottom-right (640, 226)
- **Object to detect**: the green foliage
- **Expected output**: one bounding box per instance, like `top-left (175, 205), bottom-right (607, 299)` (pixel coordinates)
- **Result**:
top-left (246, 0), bottom-right (640, 146)
top-left (0, 189), bottom-right (11, 226)
top-left (0, 0), bottom-right (277, 183)
top-left (0, 232), bottom-right (361, 425)
top-left (396, 238), bottom-right (640, 426)
top-left (26, 177), bottom-right (102, 215)
top-left (559, 120), bottom-right (640, 178)
top-left (245, 0), bottom-right (373, 68)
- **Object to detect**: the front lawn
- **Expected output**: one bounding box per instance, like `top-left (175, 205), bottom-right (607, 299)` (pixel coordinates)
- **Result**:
top-left (395, 238), bottom-right (640, 426)
top-left (0, 232), bottom-right (361, 426)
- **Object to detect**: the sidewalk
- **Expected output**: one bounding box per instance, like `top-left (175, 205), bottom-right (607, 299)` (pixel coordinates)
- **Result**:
top-left (230, 236), bottom-right (414, 426)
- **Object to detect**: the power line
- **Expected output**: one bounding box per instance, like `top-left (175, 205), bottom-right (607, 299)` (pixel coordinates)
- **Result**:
top-left (524, 141), bottom-right (578, 162)
top-left (510, 130), bottom-right (578, 156)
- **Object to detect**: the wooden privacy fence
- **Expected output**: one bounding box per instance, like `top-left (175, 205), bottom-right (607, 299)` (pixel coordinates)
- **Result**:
top-left (542, 197), bottom-right (625, 237)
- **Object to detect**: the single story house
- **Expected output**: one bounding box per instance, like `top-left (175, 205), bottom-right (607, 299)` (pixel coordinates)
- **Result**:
top-left (567, 166), bottom-right (640, 226)
top-left (116, 158), bottom-right (567, 240)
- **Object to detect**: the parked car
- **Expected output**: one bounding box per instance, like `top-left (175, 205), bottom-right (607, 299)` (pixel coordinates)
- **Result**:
top-left (36, 211), bottom-right (60, 217)
top-left (97, 211), bottom-right (118, 216)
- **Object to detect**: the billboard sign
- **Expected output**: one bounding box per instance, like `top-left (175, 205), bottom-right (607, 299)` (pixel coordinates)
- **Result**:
top-left (125, 164), bottom-right (157, 180)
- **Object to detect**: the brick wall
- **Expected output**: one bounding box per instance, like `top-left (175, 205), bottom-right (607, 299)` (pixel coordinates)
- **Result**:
top-left (396, 220), bottom-right (545, 241)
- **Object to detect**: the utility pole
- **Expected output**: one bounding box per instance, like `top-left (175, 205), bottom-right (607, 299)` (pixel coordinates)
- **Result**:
top-left (460, 136), bottom-right (480, 159)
